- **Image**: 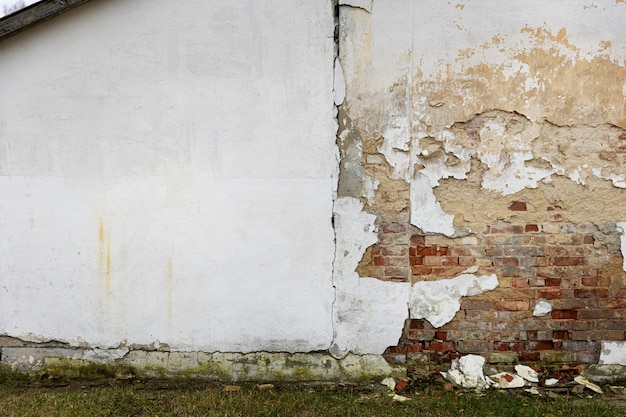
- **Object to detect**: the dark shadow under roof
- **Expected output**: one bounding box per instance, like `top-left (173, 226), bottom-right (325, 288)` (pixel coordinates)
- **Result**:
top-left (0, 0), bottom-right (94, 42)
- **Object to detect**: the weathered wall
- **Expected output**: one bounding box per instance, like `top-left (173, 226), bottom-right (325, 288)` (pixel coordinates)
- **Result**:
top-left (2, 0), bottom-right (626, 380)
top-left (338, 0), bottom-right (626, 365)
top-left (0, 0), bottom-right (338, 354)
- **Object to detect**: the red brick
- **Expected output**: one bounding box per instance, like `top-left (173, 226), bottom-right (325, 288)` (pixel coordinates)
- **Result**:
top-left (490, 225), bottom-right (524, 234)
top-left (512, 278), bottom-right (529, 288)
top-left (583, 235), bottom-right (595, 244)
top-left (525, 224), bottom-right (539, 233)
top-left (423, 256), bottom-right (441, 266)
top-left (508, 201), bottom-right (527, 211)
top-left (409, 319), bottom-right (424, 329)
top-left (544, 278), bottom-right (561, 287)
top-left (526, 331), bottom-right (538, 340)
top-left (435, 331), bottom-right (447, 341)
top-left (426, 341), bottom-right (457, 352)
top-left (553, 257), bottom-right (587, 266)
top-left (383, 353), bottom-right (407, 364)
top-left (526, 341), bottom-right (554, 350)
top-left (383, 223), bottom-right (406, 233)
top-left (384, 266), bottom-right (406, 277)
top-left (553, 330), bottom-right (571, 340)
top-left (496, 300), bottom-right (529, 311)
top-left (597, 277), bottom-right (611, 287)
top-left (518, 352), bottom-right (540, 361)
top-left (581, 277), bottom-right (597, 287)
top-left (549, 213), bottom-right (564, 222)
top-left (459, 257), bottom-right (476, 266)
top-left (406, 342), bottom-right (424, 352)
top-left (551, 310), bottom-right (578, 319)
top-left (410, 235), bottom-right (425, 245)
top-left (441, 257), bottom-right (459, 266)
top-left (485, 247), bottom-right (503, 256)
top-left (449, 247), bottom-right (470, 256)
top-left (494, 257), bottom-right (519, 267)
top-left (574, 288), bottom-right (608, 298)
top-left (538, 288), bottom-right (573, 299)
top-left (409, 247), bottom-right (417, 257)
top-left (462, 300), bottom-right (497, 310)
top-left (431, 267), bottom-right (464, 276)
top-left (417, 247), bottom-right (437, 256)
top-left (411, 266), bottom-right (431, 275)
top-left (595, 320), bottom-right (626, 330)
top-left (373, 257), bottom-right (389, 266)
top-left (504, 247), bottom-right (541, 257)
top-left (575, 352), bottom-right (600, 363)
top-left (381, 246), bottom-right (408, 256)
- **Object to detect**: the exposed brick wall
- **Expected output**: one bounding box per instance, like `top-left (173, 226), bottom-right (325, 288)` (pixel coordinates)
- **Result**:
top-left (363, 201), bottom-right (626, 365)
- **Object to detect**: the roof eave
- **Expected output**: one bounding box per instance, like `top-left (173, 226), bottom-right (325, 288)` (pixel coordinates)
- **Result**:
top-left (0, 0), bottom-right (94, 43)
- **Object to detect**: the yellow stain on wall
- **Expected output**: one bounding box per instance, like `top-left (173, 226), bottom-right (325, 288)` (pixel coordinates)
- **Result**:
top-left (167, 258), bottom-right (173, 324)
top-left (98, 219), bottom-right (111, 303)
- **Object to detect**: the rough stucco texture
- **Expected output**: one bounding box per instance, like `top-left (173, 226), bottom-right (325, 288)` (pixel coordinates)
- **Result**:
top-left (338, 0), bottom-right (626, 364)
top-left (0, 0), bottom-right (337, 352)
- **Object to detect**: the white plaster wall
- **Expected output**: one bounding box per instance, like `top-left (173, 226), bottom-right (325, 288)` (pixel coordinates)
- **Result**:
top-left (0, 0), bottom-right (337, 351)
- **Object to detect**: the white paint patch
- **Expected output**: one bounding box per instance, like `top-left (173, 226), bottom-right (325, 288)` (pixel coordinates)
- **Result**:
top-left (599, 341), bottom-right (626, 365)
top-left (379, 118), bottom-right (412, 180)
top-left (532, 300), bottom-right (553, 317)
top-left (592, 168), bottom-right (626, 188)
top-left (481, 151), bottom-right (554, 195)
top-left (331, 197), bottom-right (410, 358)
top-left (334, 58), bottom-right (346, 106)
top-left (0, 0), bottom-right (338, 353)
top-left (410, 173), bottom-right (456, 236)
top-left (409, 273), bottom-right (499, 328)
top-left (616, 222), bottom-right (626, 272)
top-left (339, 0), bottom-right (372, 13)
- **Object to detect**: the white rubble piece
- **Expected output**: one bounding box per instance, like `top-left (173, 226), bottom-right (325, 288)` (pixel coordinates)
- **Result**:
top-left (515, 364), bottom-right (539, 383)
top-left (599, 341), bottom-right (626, 366)
top-left (409, 274), bottom-right (499, 328)
top-left (487, 372), bottom-right (526, 389)
top-left (574, 376), bottom-right (604, 394)
top-left (532, 300), bottom-right (553, 317)
top-left (442, 355), bottom-right (491, 390)
top-left (381, 377), bottom-right (396, 390)
top-left (388, 393), bottom-right (410, 402)
top-left (545, 378), bottom-right (559, 386)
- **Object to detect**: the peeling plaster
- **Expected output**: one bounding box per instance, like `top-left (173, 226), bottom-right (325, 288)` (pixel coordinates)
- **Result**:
top-left (339, 0), bottom-right (372, 13)
top-left (333, 58), bottom-right (346, 106)
top-left (410, 173), bottom-right (456, 236)
top-left (617, 222), bottom-right (626, 272)
top-left (409, 273), bottom-right (499, 328)
top-left (599, 341), bottom-right (626, 366)
top-left (330, 197), bottom-right (410, 358)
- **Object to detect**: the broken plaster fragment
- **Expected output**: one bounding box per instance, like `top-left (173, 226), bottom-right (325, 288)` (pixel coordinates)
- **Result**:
top-left (487, 372), bottom-right (526, 389)
top-left (515, 364), bottom-right (539, 383)
top-left (442, 355), bottom-right (491, 390)
top-left (338, 0), bottom-right (372, 13)
top-left (532, 300), bottom-right (552, 317)
top-left (409, 273), bottom-right (498, 328)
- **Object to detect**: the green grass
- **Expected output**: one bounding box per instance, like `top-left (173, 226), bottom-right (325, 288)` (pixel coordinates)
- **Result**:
top-left (0, 373), bottom-right (622, 417)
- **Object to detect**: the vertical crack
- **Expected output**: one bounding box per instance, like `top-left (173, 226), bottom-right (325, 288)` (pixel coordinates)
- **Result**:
top-left (329, 0), bottom-right (341, 354)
